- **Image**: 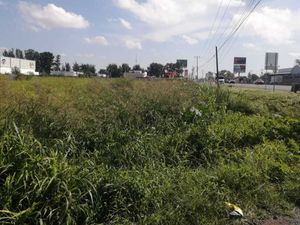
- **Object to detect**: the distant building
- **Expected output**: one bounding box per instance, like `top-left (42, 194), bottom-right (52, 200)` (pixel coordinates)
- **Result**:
top-left (274, 65), bottom-right (300, 85)
top-left (124, 70), bottom-right (146, 79)
top-left (50, 71), bottom-right (82, 77)
top-left (165, 71), bottom-right (177, 79)
top-left (0, 56), bottom-right (39, 75)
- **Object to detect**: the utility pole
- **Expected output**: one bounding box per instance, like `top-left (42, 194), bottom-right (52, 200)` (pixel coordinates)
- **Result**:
top-left (215, 46), bottom-right (220, 88)
top-left (194, 56), bottom-right (200, 80)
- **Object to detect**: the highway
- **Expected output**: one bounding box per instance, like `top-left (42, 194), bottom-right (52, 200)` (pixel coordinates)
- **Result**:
top-left (226, 83), bottom-right (292, 92)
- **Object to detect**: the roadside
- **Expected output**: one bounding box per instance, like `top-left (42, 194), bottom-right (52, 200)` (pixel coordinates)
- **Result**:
top-left (226, 83), bottom-right (292, 92)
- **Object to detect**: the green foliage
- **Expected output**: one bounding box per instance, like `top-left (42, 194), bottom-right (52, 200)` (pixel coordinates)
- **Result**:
top-left (148, 63), bottom-right (164, 77)
top-left (0, 79), bottom-right (299, 224)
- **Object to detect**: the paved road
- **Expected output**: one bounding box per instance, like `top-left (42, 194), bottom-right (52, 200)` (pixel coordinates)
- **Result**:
top-left (226, 83), bottom-right (292, 92)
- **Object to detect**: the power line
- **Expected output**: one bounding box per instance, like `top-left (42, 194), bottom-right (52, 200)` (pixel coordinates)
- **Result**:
top-left (201, 0), bottom-right (249, 67)
top-left (199, 0), bottom-right (225, 61)
top-left (214, 0), bottom-right (245, 47)
top-left (219, 0), bottom-right (263, 51)
top-left (218, 0), bottom-right (257, 63)
top-left (199, 0), bottom-right (264, 70)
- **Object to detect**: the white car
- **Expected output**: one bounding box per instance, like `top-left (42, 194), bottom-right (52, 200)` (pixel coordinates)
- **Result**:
top-left (217, 77), bottom-right (225, 84)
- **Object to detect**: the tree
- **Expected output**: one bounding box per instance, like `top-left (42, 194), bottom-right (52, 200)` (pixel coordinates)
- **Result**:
top-left (73, 62), bottom-right (80, 72)
top-left (121, 63), bottom-right (131, 73)
top-left (99, 69), bottom-right (107, 75)
top-left (53, 55), bottom-right (61, 71)
top-left (148, 63), bottom-right (164, 77)
top-left (39, 52), bottom-right (54, 74)
top-left (175, 61), bottom-right (184, 75)
top-left (296, 59), bottom-right (300, 66)
top-left (7, 49), bottom-right (15, 58)
top-left (2, 50), bottom-right (9, 57)
top-left (164, 63), bottom-right (177, 72)
top-left (15, 49), bottom-right (24, 59)
top-left (25, 49), bottom-right (39, 60)
top-left (248, 72), bottom-right (259, 83)
top-left (65, 63), bottom-right (71, 72)
top-left (107, 64), bottom-right (122, 77)
top-left (220, 70), bottom-right (234, 80)
top-left (80, 64), bottom-right (96, 76)
top-left (61, 64), bottom-right (66, 71)
top-left (133, 64), bottom-right (141, 71)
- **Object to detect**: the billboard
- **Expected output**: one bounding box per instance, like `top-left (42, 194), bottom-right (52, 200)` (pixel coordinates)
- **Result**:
top-left (177, 59), bottom-right (188, 68)
top-left (234, 57), bottom-right (246, 73)
top-left (234, 65), bottom-right (246, 73)
top-left (265, 53), bottom-right (278, 71)
top-left (234, 57), bottom-right (246, 65)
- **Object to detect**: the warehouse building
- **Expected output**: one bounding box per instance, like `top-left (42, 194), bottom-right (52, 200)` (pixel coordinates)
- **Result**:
top-left (273, 65), bottom-right (300, 85)
top-left (0, 56), bottom-right (39, 75)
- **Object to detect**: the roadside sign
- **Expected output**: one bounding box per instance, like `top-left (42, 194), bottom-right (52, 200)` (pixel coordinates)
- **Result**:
top-left (234, 57), bottom-right (246, 73)
top-left (265, 53), bottom-right (278, 71)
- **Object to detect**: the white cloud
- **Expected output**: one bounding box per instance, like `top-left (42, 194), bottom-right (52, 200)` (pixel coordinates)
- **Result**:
top-left (124, 38), bottom-right (142, 50)
top-left (181, 32), bottom-right (209, 45)
top-left (242, 43), bottom-right (259, 50)
top-left (119, 18), bottom-right (132, 30)
top-left (115, 0), bottom-right (241, 43)
top-left (289, 52), bottom-right (300, 58)
top-left (238, 7), bottom-right (300, 45)
top-left (85, 36), bottom-right (109, 46)
top-left (182, 35), bottom-right (198, 45)
top-left (76, 53), bottom-right (95, 58)
top-left (18, 2), bottom-right (89, 30)
top-left (115, 0), bottom-right (241, 27)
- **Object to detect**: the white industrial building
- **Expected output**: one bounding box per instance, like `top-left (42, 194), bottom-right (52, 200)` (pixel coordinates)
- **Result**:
top-left (0, 56), bottom-right (39, 75)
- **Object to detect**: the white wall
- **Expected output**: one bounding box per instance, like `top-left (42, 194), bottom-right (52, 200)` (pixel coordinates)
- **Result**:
top-left (0, 67), bottom-right (12, 74)
top-left (0, 57), bottom-right (37, 75)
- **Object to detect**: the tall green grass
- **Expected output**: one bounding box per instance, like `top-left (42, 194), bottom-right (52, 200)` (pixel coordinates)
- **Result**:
top-left (0, 77), bottom-right (299, 224)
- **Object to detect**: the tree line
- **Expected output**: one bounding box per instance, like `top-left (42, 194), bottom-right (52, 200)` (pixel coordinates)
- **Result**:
top-left (2, 48), bottom-right (96, 75)
top-left (2, 48), bottom-right (186, 77)
top-left (101, 62), bottom-right (184, 78)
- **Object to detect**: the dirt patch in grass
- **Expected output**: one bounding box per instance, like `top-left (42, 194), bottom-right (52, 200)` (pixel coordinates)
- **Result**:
top-left (261, 208), bottom-right (300, 225)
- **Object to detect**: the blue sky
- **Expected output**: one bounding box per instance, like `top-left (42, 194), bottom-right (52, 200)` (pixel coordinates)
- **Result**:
top-left (0, 0), bottom-right (300, 76)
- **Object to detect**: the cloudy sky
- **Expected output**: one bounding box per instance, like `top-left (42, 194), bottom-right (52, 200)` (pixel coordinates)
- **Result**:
top-left (0, 0), bottom-right (299, 75)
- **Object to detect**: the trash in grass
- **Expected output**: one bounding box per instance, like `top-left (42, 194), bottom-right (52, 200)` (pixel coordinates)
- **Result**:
top-left (225, 202), bottom-right (244, 219)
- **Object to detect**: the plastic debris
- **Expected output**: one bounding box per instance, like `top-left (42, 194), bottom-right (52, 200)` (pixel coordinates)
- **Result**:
top-left (225, 202), bottom-right (244, 219)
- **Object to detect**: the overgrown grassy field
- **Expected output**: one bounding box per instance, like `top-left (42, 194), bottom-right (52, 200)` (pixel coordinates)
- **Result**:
top-left (0, 76), bottom-right (299, 225)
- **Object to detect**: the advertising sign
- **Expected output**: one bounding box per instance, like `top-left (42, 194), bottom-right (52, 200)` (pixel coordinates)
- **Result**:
top-left (234, 57), bottom-right (246, 73)
top-left (265, 53), bottom-right (278, 71)
top-left (177, 59), bottom-right (188, 68)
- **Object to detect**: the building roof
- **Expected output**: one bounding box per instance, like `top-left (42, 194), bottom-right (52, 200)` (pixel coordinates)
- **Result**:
top-left (277, 65), bottom-right (300, 76)
top-left (278, 68), bottom-right (293, 74)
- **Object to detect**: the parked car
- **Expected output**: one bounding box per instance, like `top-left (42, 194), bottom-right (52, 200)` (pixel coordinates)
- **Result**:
top-left (229, 79), bottom-right (236, 84)
top-left (254, 79), bottom-right (265, 85)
